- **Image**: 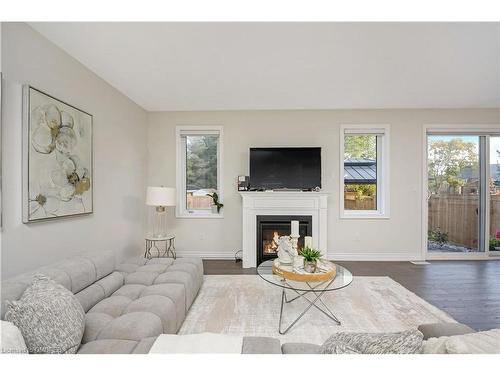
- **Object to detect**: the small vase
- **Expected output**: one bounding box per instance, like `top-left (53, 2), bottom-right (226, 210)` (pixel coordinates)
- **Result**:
top-left (303, 259), bottom-right (317, 273)
top-left (211, 206), bottom-right (219, 214)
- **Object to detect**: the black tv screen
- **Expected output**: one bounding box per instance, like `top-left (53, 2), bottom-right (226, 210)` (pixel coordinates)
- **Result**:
top-left (249, 147), bottom-right (321, 190)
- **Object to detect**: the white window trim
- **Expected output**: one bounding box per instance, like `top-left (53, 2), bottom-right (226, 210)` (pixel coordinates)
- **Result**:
top-left (176, 125), bottom-right (224, 219)
top-left (339, 124), bottom-right (390, 219)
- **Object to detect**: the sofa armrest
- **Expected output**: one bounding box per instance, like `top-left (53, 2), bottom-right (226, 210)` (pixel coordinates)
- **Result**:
top-left (418, 323), bottom-right (475, 340)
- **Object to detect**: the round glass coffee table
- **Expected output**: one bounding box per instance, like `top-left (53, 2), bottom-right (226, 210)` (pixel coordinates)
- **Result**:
top-left (257, 259), bottom-right (353, 334)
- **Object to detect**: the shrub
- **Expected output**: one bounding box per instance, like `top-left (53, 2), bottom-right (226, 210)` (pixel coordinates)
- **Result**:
top-left (489, 238), bottom-right (500, 250)
top-left (428, 228), bottom-right (448, 247)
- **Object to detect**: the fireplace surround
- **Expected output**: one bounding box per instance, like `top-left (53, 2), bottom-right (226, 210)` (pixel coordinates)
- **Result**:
top-left (240, 191), bottom-right (328, 268)
top-left (256, 215), bottom-right (312, 265)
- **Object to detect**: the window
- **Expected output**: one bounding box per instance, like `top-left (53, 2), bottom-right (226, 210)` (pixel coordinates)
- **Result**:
top-left (176, 126), bottom-right (223, 218)
top-left (340, 125), bottom-right (390, 218)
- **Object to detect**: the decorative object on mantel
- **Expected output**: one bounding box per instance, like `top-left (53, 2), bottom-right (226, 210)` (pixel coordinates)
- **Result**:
top-left (146, 186), bottom-right (176, 238)
top-left (206, 191), bottom-right (223, 213)
top-left (237, 175), bottom-right (249, 191)
top-left (22, 86), bottom-right (93, 222)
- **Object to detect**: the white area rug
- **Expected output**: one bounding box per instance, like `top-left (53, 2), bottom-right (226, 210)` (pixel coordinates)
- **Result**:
top-left (179, 275), bottom-right (456, 344)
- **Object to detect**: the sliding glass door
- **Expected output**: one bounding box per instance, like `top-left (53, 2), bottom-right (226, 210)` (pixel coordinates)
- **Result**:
top-left (427, 135), bottom-right (482, 253)
top-left (426, 132), bottom-right (500, 257)
top-left (490, 137), bottom-right (500, 252)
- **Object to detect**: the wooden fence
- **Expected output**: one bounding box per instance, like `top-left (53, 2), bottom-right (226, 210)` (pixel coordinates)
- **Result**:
top-left (186, 194), bottom-right (212, 209)
top-left (344, 192), bottom-right (376, 210)
top-left (428, 194), bottom-right (500, 249)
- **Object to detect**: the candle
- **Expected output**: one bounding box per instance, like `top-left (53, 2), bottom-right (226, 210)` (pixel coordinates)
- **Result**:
top-left (304, 236), bottom-right (313, 248)
top-left (291, 221), bottom-right (299, 237)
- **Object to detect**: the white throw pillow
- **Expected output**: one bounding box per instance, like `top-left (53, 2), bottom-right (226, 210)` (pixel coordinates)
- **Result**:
top-left (149, 333), bottom-right (243, 354)
top-left (1, 320), bottom-right (28, 354)
top-left (421, 336), bottom-right (449, 354)
top-left (445, 329), bottom-right (500, 354)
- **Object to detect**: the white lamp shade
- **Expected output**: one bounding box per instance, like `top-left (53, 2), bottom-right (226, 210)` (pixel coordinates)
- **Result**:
top-left (146, 187), bottom-right (176, 207)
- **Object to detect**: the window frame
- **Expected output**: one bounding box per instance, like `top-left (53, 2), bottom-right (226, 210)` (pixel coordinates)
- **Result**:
top-left (176, 125), bottom-right (224, 219)
top-left (339, 124), bottom-right (390, 219)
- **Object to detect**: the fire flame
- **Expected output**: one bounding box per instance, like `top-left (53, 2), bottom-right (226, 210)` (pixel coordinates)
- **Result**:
top-left (263, 231), bottom-right (279, 254)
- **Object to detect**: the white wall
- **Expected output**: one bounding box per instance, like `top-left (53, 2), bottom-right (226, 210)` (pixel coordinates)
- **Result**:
top-left (0, 22), bottom-right (2, 71)
top-left (1, 22), bottom-right (3, 268)
top-left (147, 109), bottom-right (500, 261)
top-left (1, 23), bottom-right (148, 279)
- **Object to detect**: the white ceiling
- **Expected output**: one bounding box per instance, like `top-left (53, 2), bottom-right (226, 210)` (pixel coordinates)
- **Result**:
top-left (30, 22), bottom-right (500, 111)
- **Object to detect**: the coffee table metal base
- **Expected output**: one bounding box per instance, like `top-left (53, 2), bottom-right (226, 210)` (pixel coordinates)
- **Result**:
top-left (278, 279), bottom-right (341, 335)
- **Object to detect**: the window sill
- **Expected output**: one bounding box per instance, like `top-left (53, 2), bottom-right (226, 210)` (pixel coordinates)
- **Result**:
top-left (176, 213), bottom-right (224, 219)
top-left (340, 213), bottom-right (390, 220)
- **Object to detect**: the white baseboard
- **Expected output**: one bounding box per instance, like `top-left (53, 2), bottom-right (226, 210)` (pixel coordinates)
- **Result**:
top-left (175, 251), bottom-right (236, 260)
top-left (425, 253), bottom-right (492, 261)
top-left (328, 252), bottom-right (423, 262)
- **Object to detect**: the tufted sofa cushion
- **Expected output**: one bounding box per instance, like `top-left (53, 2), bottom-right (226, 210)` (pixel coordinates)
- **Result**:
top-left (1, 251), bottom-right (117, 320)
top-left (78, 256), bottom-right (203, 351)
top-left (118, 256), bottom-right (204, 313)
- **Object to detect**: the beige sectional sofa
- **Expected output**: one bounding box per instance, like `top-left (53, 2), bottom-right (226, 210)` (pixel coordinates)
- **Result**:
top-left (1, 251), bottom-right (204, 354)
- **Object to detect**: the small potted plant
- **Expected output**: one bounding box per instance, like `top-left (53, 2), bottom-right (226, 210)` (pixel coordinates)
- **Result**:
top-left (206, 192), bottom-right (224, 214)
top-left (300, 246), bottom-right (322, 273)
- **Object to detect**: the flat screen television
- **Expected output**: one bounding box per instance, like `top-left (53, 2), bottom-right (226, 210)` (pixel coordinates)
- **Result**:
top-left (249, 147), bottom-right (321, 190)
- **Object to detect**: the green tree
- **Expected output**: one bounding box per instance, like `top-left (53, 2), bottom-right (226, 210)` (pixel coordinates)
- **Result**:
top-left (186, 136), bottom-right (218, 190)
top-left (428, 138), bottom-right (478, 194)
top-left (344, 135), bottom-right (376, 159)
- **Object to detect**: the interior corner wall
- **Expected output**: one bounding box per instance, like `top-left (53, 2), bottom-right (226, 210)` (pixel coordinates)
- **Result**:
top-left (1, 23), bottom-right (148, 279)
top-left (1, 22), bottom-right (3, 268)
top-left (147, 109), bottom-right (500, 261)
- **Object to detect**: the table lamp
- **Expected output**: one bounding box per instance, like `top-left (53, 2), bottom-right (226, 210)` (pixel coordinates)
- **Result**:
top-left (146, 186), bottom-right (176, 238)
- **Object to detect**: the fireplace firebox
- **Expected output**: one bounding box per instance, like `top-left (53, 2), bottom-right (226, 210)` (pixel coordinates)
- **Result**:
top-left (256, 215), bottom-right (312, 265)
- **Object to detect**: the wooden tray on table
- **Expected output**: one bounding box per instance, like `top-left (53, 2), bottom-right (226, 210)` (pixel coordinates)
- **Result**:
top-left (272, 258), bottom-right (336, 283)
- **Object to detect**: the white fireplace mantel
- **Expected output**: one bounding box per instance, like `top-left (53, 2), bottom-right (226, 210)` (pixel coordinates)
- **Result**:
top-left (239, 191), bottom-right (329, 268)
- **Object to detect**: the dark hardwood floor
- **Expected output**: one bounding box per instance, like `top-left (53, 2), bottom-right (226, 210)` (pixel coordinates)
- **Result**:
top-left (203, 259), bottom-right (500, 331)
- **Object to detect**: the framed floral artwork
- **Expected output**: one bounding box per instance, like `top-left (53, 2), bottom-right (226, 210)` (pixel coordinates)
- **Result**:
top-left (23, 86), bottom-right (93, 222)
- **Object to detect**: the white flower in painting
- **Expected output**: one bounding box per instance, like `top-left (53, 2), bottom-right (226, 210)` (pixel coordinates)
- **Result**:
top-left (28, 183), bottom-right (60, 219)
top-left (51, 154), bottom-right (91, 202)
top-left (31, 105), bottom-right (77, 155)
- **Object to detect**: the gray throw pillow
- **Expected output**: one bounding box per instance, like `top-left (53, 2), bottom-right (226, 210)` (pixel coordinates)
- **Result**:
top-left (320, 330), bottom-right (424, 354)
top-left (5, 274), bottom-right (85, 354)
